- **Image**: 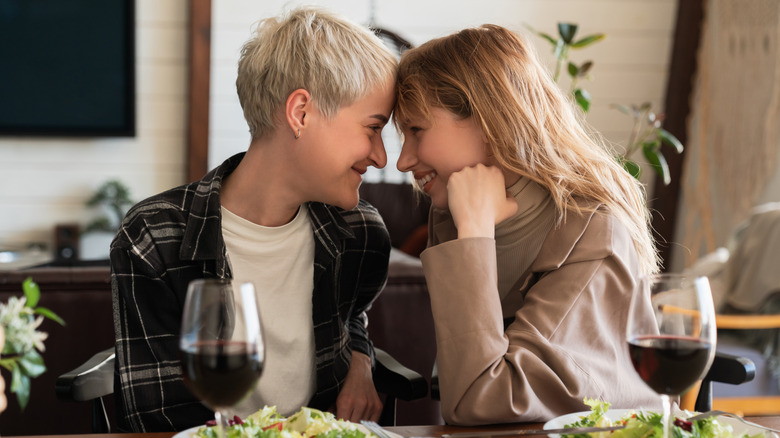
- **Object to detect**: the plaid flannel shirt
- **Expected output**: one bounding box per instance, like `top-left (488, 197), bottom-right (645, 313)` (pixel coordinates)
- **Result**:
top-left (111, 153), bottom-right (390, 432)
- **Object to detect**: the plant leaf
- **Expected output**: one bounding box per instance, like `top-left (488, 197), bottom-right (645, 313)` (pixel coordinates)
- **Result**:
top-left (622, 159), bottom-right (642, 180)
top-left (572, 33), bottom-right (606, 48)
top-left (658, 128), bottom-right (684, 153)
top-left (644, 148), bottom-right (671, 185)
top-left (567, 62), bottom-right (579, 77)
top-left (642, 139), bottom-right (661, 152)
top-left (11, 368), bottom-right (31, 411)
top-left (0, 357), bottom-right (17, 373)
top-left (612, 103), bottom-right (632, 116)
top-left (538, 31), bottom-right (557, 46)
top-left (85, 217), bottom-right (113, 233)
top-left (18, 350), bottom-right (46, 378)
top-left (578, 61), bottom-right (593, 77)
top-left (574, 88), bottom-right (591, 113)
top-left (34, 306), bottom-right (66, 326)
top-left (524, 22), bottom-right (556, 47)
top-left (558, 23), bottom-right (578, 44)
top-left (22, 277), bottom-right (40, 308)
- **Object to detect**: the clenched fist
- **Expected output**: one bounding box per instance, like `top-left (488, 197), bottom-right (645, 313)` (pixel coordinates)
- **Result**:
top-left (447, 164), bottom-right (519, 239)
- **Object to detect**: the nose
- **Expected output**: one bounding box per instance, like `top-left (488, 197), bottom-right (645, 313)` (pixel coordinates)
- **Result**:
top-left (396, 137), bottom-right (417, 172)
top-left (368, 136), bottom-right (387, 169)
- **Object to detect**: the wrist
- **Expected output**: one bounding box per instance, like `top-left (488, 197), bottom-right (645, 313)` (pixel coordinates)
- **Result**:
top-left (350, 351), bottom-right (372, 371)
top-left (456, 222), bottom-right (495, 239)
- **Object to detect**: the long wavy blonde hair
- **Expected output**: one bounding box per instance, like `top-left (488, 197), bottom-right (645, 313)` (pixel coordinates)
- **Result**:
top-left (395, 24), bottom-right (660, 275)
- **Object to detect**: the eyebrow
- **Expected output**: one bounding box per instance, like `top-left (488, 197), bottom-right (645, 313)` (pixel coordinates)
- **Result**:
top-left (369, 114), bottom-right (390, 124)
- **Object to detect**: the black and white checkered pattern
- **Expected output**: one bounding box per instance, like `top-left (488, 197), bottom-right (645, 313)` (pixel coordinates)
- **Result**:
top-left (110, 153), bottom-right (390, 432)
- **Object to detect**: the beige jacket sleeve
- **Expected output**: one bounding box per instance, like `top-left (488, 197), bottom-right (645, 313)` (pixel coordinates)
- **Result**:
top-left (421, 209), bottom-right (659, 425)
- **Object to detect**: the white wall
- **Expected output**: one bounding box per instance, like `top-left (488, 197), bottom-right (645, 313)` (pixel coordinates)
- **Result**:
top-left (0, 0), bottom-right (677, 255)
top-left (209, 0), bottom-right (678, 186)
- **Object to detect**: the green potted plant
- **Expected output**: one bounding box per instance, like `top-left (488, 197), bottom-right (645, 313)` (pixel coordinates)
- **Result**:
top-left (84, 179), bottom-right (134, 233)
top-left (529, 22), bottom-right (683, 185)
top-left (81, 180), bottom-right (134, 260)
top-left (526, 22), bottom-right (604, 113)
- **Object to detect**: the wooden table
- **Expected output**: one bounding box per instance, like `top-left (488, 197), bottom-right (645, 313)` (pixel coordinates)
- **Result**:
top-left (5, 417), bottom-right (780, 438)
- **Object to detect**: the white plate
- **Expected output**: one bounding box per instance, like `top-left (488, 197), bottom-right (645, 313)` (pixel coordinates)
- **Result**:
top-left (172, 423), bottom-right (402, 438)
top-left (543, 409), bottom-right (635, 437)
top-left (544, 409), bottom-right (778, 438)
top-left (172, 426), bottom-right (200, 438)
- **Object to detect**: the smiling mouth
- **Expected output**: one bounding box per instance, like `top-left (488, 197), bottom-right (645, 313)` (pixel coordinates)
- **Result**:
top-left (415, 172), bottom-right (436, 190)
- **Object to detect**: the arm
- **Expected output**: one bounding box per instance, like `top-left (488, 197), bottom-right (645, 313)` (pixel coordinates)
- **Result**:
top-left (446, 164), bottom-right (518, 239)
top-left (334, 351), bottom-right (382, 422)
top-left (335, 201), bottom-right (391, 421)
top-left (422, 223), bottom-right (659, 425)
top-left (111, 243), bottom-right (212, 432)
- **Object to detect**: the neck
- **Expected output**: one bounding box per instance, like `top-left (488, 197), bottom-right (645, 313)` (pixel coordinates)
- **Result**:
top-left (221, 137), bottom-right (303, 227)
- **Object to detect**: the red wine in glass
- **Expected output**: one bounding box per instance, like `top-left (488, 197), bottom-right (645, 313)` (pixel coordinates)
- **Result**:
top-left (628, 335), bottom-right (713, 395)
top-left (181, 340), bottom-right (264, 409)
top-left (626, 273), bottom-right (716, 438)
top-left (180, 279), bottom-right (264, 438)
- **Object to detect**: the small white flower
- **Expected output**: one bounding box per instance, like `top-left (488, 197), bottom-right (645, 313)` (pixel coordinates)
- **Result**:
top-left (0, 296), bottom-right (50, 355)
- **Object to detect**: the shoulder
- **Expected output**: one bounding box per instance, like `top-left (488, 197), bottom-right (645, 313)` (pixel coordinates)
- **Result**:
top-left (114, 183), bottom-right (197, 247)
top-left (340, 199), bottom-right (385, 227)
top-left (532, 200), bottom-right (633, 271)
top-left (308, 201), bottom-right (390, 248)
top-left (325, 200), bottom-right (388, 236)
top-left (336, 200), bottom-right (391, 251)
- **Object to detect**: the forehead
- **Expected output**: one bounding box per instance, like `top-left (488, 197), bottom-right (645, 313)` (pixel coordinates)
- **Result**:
top-left (397, 102), bottom-right (432, 126)
top-left (339, 78), bottom-right (395, 116)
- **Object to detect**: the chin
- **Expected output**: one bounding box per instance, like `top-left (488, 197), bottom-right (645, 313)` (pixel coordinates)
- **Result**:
top-left (429, 192), bottom-right (449, 211)
top-left (332, 192), bottom-right (361, 210)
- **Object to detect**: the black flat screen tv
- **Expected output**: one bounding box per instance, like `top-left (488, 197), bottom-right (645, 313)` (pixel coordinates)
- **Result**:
top-left (0, 0), bottom-right (135, 137)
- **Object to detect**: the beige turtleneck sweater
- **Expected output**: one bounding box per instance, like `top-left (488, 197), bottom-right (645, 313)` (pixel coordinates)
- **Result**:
top-left (494, 177), bottom-right (557, 298)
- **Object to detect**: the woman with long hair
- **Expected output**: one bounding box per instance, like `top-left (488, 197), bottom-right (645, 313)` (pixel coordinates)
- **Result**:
top-left (394, 24), bottom-right (660, 424)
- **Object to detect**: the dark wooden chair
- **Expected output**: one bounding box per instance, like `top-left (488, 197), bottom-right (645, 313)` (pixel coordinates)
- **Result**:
top-left (56, 346), bottom-right (427, 432)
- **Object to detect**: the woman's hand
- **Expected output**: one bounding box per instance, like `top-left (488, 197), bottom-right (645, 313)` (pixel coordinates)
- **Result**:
top-left (447, 164), bottom-right (518, 239)
top-left (332, 351), bottom-right (382, 422)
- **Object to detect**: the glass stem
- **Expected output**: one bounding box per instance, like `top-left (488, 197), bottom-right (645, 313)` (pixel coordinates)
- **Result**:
top-left (215, 409), bottom-right (230, 438)
top-left (661, 394), bottom-right (673, 438)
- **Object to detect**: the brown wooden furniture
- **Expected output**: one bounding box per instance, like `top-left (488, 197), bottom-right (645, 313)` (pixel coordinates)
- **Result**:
top-left (0, 267), bottom-right (114, 436)
top-left (0, 253), bottom-right (434, 435)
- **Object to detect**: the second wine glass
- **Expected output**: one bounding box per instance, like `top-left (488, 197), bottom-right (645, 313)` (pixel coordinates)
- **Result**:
top-left (180, 278), bottom-right (265, 438)
top-left (626, 273), bottom-right (717, 438)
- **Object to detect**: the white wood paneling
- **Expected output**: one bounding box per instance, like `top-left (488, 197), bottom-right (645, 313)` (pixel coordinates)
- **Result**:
top-left (209, 0), bottom-right (677, 175)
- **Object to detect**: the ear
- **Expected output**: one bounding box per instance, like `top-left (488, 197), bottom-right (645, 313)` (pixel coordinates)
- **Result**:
top-left (285, 88), bottom-right (311, 135)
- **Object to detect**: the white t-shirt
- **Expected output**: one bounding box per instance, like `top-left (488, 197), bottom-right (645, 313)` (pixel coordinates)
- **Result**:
top-left (221, 205), bottom-right (316, 416)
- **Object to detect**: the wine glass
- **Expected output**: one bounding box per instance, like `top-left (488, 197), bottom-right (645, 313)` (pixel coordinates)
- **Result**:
top-left (626, 273), bottom-right (717, 438)
top-left (180, 279), bottom-right (265, 438)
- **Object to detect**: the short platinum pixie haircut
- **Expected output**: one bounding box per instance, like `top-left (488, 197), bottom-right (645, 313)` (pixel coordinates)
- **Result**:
top-left (236, 6), bottom-right (398, 140)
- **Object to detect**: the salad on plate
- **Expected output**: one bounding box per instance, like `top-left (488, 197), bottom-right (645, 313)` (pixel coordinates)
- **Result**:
top-left (187, 406), bottom-right (381, 438)
top-left (552, 398), bottom-right (769, 438)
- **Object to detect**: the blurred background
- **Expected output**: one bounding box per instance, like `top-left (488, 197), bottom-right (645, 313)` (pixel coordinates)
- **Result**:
top-left (0, 0), bottom-right (780, 282)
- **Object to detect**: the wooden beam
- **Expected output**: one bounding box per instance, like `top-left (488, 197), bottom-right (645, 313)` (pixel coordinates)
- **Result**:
top-left (651, 0), bottom-right (705, 271)
top-left (187, 0), bottom-right (211, 183)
